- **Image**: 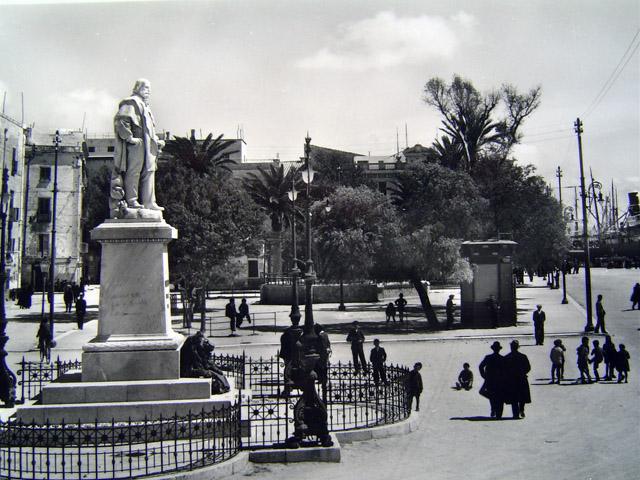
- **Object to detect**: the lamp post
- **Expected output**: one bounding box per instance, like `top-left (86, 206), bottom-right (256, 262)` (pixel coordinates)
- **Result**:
top-left (40, 262), bottom-right (49, 319)
top-left (556, 167), bottom-right (569, 304)
top-left (0, 128), bottom-right (16, 407)
top-left (284, 133), bottom-right (332, 449)
top-left (574, 118), bottom-right (593, 332)
top-left (49, 131), bottom-right (61, 338)
top-left (287, 168), bottom-right (301, 325)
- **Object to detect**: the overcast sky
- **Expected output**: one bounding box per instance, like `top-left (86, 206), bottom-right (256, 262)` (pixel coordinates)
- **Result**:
top-left (1, 0), bottom-right (638, 211)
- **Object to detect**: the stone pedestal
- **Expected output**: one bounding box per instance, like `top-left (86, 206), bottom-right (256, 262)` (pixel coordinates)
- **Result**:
top-left (83, 219), bottom-right (181, 382)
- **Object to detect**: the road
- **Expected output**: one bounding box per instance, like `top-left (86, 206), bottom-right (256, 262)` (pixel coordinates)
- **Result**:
top-left (226, 268), bottom-right (640, 480)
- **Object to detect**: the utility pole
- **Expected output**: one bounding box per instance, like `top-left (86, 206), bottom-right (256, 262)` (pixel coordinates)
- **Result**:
top-left (49, 131), bottom-right (61, 338)
top-left (575, 118), bottom-right (593, 332)
top-left (557, 167), bottom-right (569, 304)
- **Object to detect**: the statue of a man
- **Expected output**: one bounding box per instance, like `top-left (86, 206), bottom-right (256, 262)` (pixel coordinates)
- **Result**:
top-left (113, 79), bottom-right (165, 213)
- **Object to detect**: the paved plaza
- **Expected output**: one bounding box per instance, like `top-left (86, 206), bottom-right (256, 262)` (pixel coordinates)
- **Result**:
top-left (2, 268), bottom-right (639, 479)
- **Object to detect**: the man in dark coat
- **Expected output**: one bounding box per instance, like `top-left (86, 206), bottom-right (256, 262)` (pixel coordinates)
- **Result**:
top-left (504, 340), bottom-right (531, 419)
top-left (445, 294), bottom-right (455, 330)
top-left (369, 339), bottom-right (388, 386)
top-left (594, 294), bottom-right (608, 334)
top-left (75, 293), bottom-right (87, 330)
top-left (346, 321), bottom-right (368, 374)
top-left (225, 298), bottom-right (238, 336)
top-left (532, 304), bottom-right (546, 345)
top-left (478, 341), bottom-right (506, 419)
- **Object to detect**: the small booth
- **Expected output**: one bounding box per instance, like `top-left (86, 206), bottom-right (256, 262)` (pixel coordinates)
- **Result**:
top-left (460, 240), bottom-right (518, 328)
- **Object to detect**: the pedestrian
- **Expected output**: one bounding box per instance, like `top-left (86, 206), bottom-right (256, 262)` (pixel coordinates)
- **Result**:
top-left (446, 294), bottom-right (455, 329)
top-left (589, 339), bottom-right (604, 382)
top-left (75, 293), bottom-right (87, 330)
top-left (456, 363), bottom-right (474, 390)
top-left (395, 293), bottom-right (407, 322)
top-left (532, 304), bottom-right (546, 345)
top-left (554, 269), bottom-right (560, 289)
top-left (236, 298), bottom-right (251, 327)
top-left (576, 336), bottom-right (592, 384)
top-left (485, 295), bottom-right (500, 328)
top-left (314, 323), bottom-right (331, 400)
top-left (549, 339), bottom-right (565, 384)
top-left (406, 362), bottom-right (423, 412)
top-left (369, 339), bottom-right (388, 386)
top-left (504, 340), bottom-right (531, 419)
top-left (616, 344), bottom-right (630, 383)
top-left (630, 283), bottom-right (640, 310)
top-left (385, 302), bottom-right (396, 323)
top-left (346, 321), bottom-right (368, 374)
top-left (63, 283), bottom-right (74, 313)
top-left (479, 341), bottom-right (506, 419)
top-left (594, 294), bottom-right (608, 334)
top-left (36, 318), bottom-right (53, 363)
top-left (225, 298), bottom-right (238, 336)
top-left (603, 335), bottom-right (617, 380)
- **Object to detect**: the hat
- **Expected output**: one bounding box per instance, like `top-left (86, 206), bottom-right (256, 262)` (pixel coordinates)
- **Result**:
top-left (490, 341), bottom-right (502, 351)
top-left (510, 339), bottom-right (520, 347)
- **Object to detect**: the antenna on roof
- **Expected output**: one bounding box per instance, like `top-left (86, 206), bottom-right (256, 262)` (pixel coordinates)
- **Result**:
top-left (81, 112), bottom-right (86, 132)
top-left (405, 123), bottom-right (408, 149)
top-left (1, 92), bottom-right (6, 114)
top-left (396, 127), bottom-right (399, 155)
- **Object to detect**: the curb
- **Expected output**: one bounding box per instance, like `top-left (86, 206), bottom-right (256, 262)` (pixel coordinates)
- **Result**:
top-left (146, 451), bottom-right (250, 480)
top-left (335, 411), bottom-right (419, 444)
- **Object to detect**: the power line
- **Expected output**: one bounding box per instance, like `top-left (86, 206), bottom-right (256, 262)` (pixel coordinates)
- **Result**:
top-left (583, 28), bottom-right (640, 118)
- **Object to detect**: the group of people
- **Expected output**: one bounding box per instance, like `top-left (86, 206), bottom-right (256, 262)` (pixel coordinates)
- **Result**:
top-left (573, 336), bottom-right (630, 384)
top-left (478, 340), bottom-right (531, 420)
top-left (224, 297), bottom-right (251, 335)
top-left (385, 293), bottom-right (408, 322)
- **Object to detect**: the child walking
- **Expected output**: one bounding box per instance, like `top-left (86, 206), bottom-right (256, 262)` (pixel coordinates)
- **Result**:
top-left (406, 362), bottom-right (423, 411)
top-left (617, 344), bottom-right (630, 384)
top-left (549, 339), bottom-right (565, 384)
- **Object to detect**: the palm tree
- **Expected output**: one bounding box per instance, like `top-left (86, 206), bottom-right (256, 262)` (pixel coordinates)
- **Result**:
top-left (162, 130), bottom-right (238, 330)
top-left (243, 163), bottom-right (297, 276)
top-left (163, 130), bottom-right (237, 175)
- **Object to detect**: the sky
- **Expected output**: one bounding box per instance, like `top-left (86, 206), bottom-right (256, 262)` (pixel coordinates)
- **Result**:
top-left (1, 0), bottom-right (639, 214)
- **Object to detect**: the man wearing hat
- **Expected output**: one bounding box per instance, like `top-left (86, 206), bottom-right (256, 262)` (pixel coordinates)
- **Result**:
top-left (533, 304), bottom-right (546, 345)
top-left (504, 340), bottom-right (531, 419)
top-left (346, 321), bottom-right (368, 375)
top-left (478, 341), bottom-right (506, 419)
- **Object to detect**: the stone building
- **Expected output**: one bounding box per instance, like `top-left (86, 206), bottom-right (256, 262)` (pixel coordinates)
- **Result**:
top-left (22, 130), bottom-right (84, 290)
top-left (0, 112), bottom-right (28, 293)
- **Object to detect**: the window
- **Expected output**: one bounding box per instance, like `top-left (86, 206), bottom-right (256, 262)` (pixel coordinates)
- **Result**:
top-left (37, 197), bottom-right (51, 222)
top-left (11, 148), bottom-right (17, 176)
top-left (38, 234), bottom-right (50, 256)
top-left (378, 181), bottom-right (387, 194)
top-left (107, 146), bottom-right (115, 152)
top-left (88, 146), bottom-right (96, 152)
top-left (39, 167), bottom-right (51, 182)
top-left (248, 259), bottom-right (259, 278)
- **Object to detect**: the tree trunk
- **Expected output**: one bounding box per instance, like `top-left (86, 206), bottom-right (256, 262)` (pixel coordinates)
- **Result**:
top-left (271, 231), bottom-right (283, 276)
top-left (198, 288), bottom-right (207, 333)
top-left (410, 274), bottom-right (440, 329)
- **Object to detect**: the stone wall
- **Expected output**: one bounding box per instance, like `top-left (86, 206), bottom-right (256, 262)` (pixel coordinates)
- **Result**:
top-left (260, 283), bottom-right (380, 304)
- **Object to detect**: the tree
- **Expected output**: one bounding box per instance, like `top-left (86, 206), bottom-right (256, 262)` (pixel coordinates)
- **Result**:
top-left (474, 156), bottom-right (569, 272)
top-left (312, 187), bottom-right (398, 297)
top-left (243, 163), bottom-right (296, 276)
top-left (391, 161), bottom-right (489, 240)
top-left (158, 134), bottom-right (264, 330)
top-left (372, 226), bottom-right (472, 328)
top-left (163, 130), bottom-right (237, 175)
top-left (423, 75), bottom-right (541, 173)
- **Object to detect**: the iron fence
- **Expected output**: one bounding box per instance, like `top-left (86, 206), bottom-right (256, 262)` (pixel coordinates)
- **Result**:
top-left (0, 405), bottom-right (241, 479)
top-left (16, 357), bottom-right (82, 405)
top-left (7, 353), bottom-right (412, 475)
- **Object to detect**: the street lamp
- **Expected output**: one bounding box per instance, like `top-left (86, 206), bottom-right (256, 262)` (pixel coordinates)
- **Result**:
top-left (556, 167), bottom-right (569, 305)
top-left (284, 133), bottom-right (332, 449)
top-left (48, 131), bottom-right (61, 339)
top-left (40, 261), bottom-right (50, 319)
top-left (0, 128), bottom-right (16, 407)
top-left (574, 118), bottom-right (593, 332)
top-left (287, 168), bottom-right (301, 325)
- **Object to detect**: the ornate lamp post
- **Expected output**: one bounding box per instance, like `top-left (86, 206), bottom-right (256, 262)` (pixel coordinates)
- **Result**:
top-left (283, 133), bottom-right (332, 449)
top-left (0, 128), bottom-right (16, 407)
top-left (48, 131), bottom-right (61, 338)
top-left (287, 168), bottom-right (301, 325)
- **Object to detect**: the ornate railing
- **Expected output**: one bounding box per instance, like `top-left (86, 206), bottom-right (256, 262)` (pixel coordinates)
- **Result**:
top-left (0, 405), bottom-right (241, 479)
top-left (5, 354), bottom-right (412, 477)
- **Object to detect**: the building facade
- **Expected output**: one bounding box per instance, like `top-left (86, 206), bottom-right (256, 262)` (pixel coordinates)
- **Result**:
top-left (1, 113), bottom-right (27, 294)
top-left (22, 130), bottom-right (84, 290)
